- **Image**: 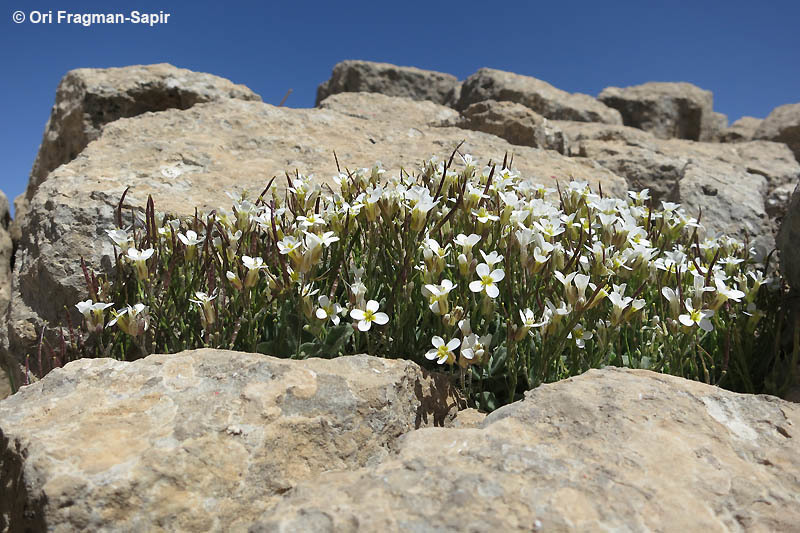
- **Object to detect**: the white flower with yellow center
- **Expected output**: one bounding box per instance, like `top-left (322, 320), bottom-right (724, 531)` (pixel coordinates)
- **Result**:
top-left (425, 336), bottom-right (461, 365)
top-left (242, 255), bottom-right (268, 288)
top-left (349, 300), bottom-right (389, 332)
top-left (469, 263), bottom-right (505, 299)
top-left (423, 279), bottom-right (457, 315)
top-left (316, 295), bottom-right (344, 325)
top-left (679, 299), bottom-right (714, 332)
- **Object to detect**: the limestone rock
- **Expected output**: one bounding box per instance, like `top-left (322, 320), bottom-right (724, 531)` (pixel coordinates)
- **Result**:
top-left (552, 119), bottom-right (657, 149)
top-left (0, 189), bottom-right (10, 326)
top-left (598, 82), bottom-right (716, 141)
top-left (778, 184), bottom-right (800, 289)
top-left (701, 111), bottom-right (729, 142)
top-left (0, 190), bottom-right (10, 399)
top-left (26, 63), bottom-right (261, 197)
top-left (456, 68), bottom-right (622, 125)
top-left (315, 60), bottom-right (461, 107)
top-left (447, 100), bottom-right (568, 153)
top-left (718, 116), bottom-right (763, 143)
top-left (577, 139), bottom-right (685, 201)
top-left (317, 91), bottom-right (459, 125)
top-left (766, 182), bottom-right (797, 220)
top-left (674, 159), bottom-right (773, 257)
top-left (0, 349), bottom-right (459, 531)
top-left (754, 102), bottom-right (800, 162)
top-left (567, 128), bottom-right (799, 258)
top-left (2, 95), bottom-right (628, 381)
top-left (255, 367), bottom-right (800, 532)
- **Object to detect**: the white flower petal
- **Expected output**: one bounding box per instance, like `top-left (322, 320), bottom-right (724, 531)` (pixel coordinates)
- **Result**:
top-left (486, 284), bottom-right (500, 299)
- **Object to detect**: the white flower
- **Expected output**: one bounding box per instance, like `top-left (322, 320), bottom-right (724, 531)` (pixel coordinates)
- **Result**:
top-left (460, 333), bottom-right (491, 365)
top-left (472, 206), bottom-right (499, 224)
top-left (425, 336), bottom-right (461, 365)
top-left (177, 229), bottom-right (205, 247)
top-left (349, 300), bottom-right (389, 331)
top-left (661, 286), bottom-right (681, 317)
top-left (567, 323), bottom-right (593, 348)
top-left (423, 279), bottom-right (457, 315)
top-left (296, 213), bottom-right (326, 229)
top-left (315, 295), bottom-right (344, 325)
top-left (107, 303), bottom-right (149, 336)
top-left (242, 255), bottom-right (268, 288)
top-left (226, 270), bottom-right (243, 290)
top-left (454, 233), bottom-right (481, 252)
top-left (242, 255), bottom-right (267, 270)
top-left (469, 263), bottom-right (505, 299)
top-left (75, 300), bottom-right (113, 329)
top-left (126, 247), bottom-right (154, 262)
top-left (126, 247), bottom-right (154, 280)
top-left (713, 277), bottom-right (745, 307)
top-left (107, 228), bottom-right (132, 251)
top-left (189, 291), bottom-right (217, 326)
top-left (479, 250), bottom-right (504, 268)
top-left (679, 299), bottom-right (714, 332)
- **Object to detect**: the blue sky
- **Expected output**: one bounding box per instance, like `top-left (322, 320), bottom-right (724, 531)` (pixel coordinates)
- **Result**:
top-left (2, 0), bottom-right (798, 216)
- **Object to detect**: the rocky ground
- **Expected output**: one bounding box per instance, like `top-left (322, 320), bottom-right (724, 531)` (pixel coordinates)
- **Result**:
top-left (1, 61), bottom-right (800, 530)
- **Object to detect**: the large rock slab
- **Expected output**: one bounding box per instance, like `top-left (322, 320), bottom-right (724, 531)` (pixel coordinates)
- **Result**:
top-left (598, 82), bottom-right (717, 141)
top-left (315, 60), bottom-right (461, 107)
top-left (456, 68), bottom-right (622, 125)
top-left (778, 184), bottom-right (800, 289)
top-left (26, 63), bottom-right (261, 197)
top-left (0, 349), bottom-right (458, 532)
top-left (445, 100), bottom-right (568, 153)
top-left (2, 94), bottom-right (628, 380)
top-left (754, 102), bottom-right (800, 162)
top-left (255, 367), bottom-right (800, 532)
top-left (718, 116), bottom-right (762, 143)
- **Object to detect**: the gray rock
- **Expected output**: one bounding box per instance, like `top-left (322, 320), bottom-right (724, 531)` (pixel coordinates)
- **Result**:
top-left (701, 111), bottom-right (729, 142)
top-left (598, 82), bottom-right (716, 141)
top-left (317, 91), bottom-right (459, 125)
top-left (11, 64), bottom-right (261, 248)
top-left (766, 182), bottom-right (797, 220)
top-left (674, 159), bottom-right (773, 257)
top-left (754, 102), bottom-right (800, 162)
top-left (0, 349), bottom-right (459, 531)
top-left (718, 116), bottom-right (763, 143)
top-left (446, 100), bottom-right (568, 153)
top-left (552, 120), bottom-right (657, 149)
top-left (315, 60), bottom-right (461, 107)
top-left (457, 68), bottom-right (622, 125)
top-left (0, 190), bottom-right (10, 399)
top-left (2, 94), bottom-right (627, 383)
top-left (565, 124), bottom-right (799, 258)
top-left (778, 184), bottom-right (800, 288)
top-left (255, 367), bottom-right (800, 532)
top-left (25, 63), bottom-right (261, 198)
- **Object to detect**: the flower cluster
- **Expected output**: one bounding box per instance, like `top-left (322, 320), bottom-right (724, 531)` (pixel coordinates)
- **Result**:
top-left (50, 151), bottom-right (788, 410)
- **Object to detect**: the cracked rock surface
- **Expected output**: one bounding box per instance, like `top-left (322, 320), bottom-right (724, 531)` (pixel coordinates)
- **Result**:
top-left (1, 356), bottom-right (797, 532)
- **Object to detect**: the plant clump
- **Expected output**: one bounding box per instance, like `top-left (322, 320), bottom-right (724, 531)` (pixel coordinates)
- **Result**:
top-left (34, 150), bottom-right (796, 410)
